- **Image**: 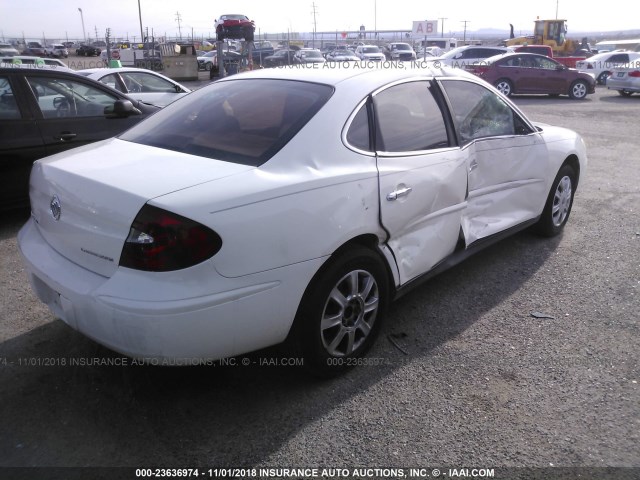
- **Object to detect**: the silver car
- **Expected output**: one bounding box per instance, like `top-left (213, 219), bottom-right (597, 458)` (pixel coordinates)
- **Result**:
top-left (606, 67), bottom-right (640, 96)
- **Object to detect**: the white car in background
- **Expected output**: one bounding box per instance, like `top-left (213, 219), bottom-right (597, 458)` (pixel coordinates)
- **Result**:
top-left (576, 51), bottom-right (640, 85)
top-left (432, 45), bottom-right (512, 68)
top-left (1, 56), bottom-right (70, 68)
top-left (45, 43), bottom-right (69, 58)
top-left (355, 45), bottom-right (385, 62)
top-left (0, 43), bottom-right (20, 57)
top-left (75, 67), bottom-right (191, 107)
top-left (18, 66), bottom-right (587, 376)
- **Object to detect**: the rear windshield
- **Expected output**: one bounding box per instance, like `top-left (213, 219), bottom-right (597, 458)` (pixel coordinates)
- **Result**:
top-left (120, 78), bottom-right (333, 166)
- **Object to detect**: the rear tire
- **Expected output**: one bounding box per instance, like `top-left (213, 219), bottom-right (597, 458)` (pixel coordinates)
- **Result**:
top-left (494, 78), bottom-right (513, 96)
top-left (596, 71), bottom-right (611, 85)
top-left (618, 90), bottom-right (634, 97)
top-left (293, 247), bottom-right (389, 377)
top-left (533, 164), bottom-right (576, 237)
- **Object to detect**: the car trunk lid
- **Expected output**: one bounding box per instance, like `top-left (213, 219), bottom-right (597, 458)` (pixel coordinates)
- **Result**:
top-left (29, 139), bottom-right (253, 277)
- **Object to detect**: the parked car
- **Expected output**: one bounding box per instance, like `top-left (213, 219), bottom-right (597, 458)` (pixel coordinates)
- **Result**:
top-left (76, 44), bottom-right (101, 57)
top-left (576, 51), bottom-right (640, 85)
top-left (215, 14), bottom-right (255, 42)
top-left (1, 56), bottom-right (70, 68)
top-left (606, 67), bottom-right (640, 96)
top-left (17, 66), bottom-right (586, 376)
top-left (415, 46), bottom-right (442, 58)
top-left (45, 44), bottom-right (69, 58)
top-left (262, 49), bottom-right (297, 67)
top-left (251, 40), bottom-right (275, 65)
top-left (325, 50), bottom-right (360, 62)
top-left (23, 41), bottom-right (46, 56)
top-left (0, 65), bottom-right (159, 209)
top-left (469, 52), bottom-right (596, 99)
top-left (294, 48), bottom-right (326, 64)
top-left (75, 67), bottom-right (191, 107)
top-left (0, 43), bottom-right (20, 57)
top-left (433, 45), bottom-right (512, 68)
top-left (205, 50), bottom-right (245, 79)
top-left (355, 45), bottom-right (386, 62)
top-left (197, 50), bottom-right (217, 71)
top-left (383, 43), bottom-right (417, 61)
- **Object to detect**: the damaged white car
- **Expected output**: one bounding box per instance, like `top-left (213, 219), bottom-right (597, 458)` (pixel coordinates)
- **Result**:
top-left (18, 66), bottom-right (587, 375)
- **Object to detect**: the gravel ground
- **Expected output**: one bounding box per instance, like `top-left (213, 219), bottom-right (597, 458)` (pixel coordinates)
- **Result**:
top-left (0, 85), bottom-right (638, 480)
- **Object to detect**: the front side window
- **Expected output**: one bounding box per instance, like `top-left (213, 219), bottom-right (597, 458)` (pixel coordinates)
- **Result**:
top-left (373, 81), bottom-right (449, 152)
top-left (26, 76), bottom-right (118, 118)
top-left (441, 80), bottom-right (532, 143)
top-left (534, 56), bottom-right (560, 70)
top-left (120, 79), bottom-right (333, 166)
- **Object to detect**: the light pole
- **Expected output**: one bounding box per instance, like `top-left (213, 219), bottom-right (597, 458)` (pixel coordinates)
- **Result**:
top-left (138, 0), bottom-right (144, 42)
top-left (78, 8), bottom-right (86, 42)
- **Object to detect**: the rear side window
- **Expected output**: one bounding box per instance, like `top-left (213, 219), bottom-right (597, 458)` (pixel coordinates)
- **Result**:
top-left (0, 76), bottom-right (21, 119)
top-left (120, 79), bottom-right (333, 166)
top-left (373, 81), bottom-right (449, 152)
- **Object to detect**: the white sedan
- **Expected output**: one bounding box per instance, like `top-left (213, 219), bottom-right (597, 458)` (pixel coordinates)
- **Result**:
top-left (18, 66), bottom-right (587, 376)
top-left (75, 67), bottom-right (191, 107)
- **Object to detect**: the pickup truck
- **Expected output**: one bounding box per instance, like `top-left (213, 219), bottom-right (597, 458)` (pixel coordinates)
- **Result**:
top-left (514, 45), bottom-right (586, 68)
top-left (251, 40), bottom-right (274, 65)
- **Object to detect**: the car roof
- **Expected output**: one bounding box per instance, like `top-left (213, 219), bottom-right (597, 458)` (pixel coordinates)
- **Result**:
top-left (217, 64), bottom-right (479, 92)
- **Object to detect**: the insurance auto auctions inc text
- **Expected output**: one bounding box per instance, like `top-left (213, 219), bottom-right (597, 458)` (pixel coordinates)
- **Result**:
top-left (204, 467), bottom-right (495, 478)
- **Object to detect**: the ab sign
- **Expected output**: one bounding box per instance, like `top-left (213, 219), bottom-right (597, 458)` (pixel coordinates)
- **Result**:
top-left (412, 20), bottom-right (439, 38)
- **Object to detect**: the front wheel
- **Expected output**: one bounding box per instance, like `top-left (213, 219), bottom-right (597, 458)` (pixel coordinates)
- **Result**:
top-left (569, 80), bottom-right (588, 99)
top-left (494, 78), bottom-right (513, 97)
top-left (293, 247), bottom-right (389, 377)
top-left (533, 164), bottom-right (576, 237)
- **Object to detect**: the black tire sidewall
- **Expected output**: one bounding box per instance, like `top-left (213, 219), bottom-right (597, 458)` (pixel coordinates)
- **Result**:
top-left (294, 248), bottom-right (389, 376)
top-left (535, 164), bottom-right (576, 237)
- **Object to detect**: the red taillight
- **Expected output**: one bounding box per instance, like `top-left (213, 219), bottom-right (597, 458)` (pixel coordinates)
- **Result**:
top-left (628, 70), bottom-right (640, 77)
top-left (119, 205), bottom-right (222, 272)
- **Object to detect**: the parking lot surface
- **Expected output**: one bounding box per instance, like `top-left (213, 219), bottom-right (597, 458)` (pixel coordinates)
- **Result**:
top-left (0, 83), bottom-right (638, 476)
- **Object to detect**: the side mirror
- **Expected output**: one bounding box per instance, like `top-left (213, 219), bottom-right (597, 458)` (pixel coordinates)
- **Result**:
top-left (104, 99), bottom-right (141, 118)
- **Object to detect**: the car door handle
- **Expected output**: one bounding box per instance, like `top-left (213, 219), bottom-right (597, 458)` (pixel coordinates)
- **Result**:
top-left (386, 186), bottom-right (412, 201)
top-left (56, 132), bottom-right (77, 142)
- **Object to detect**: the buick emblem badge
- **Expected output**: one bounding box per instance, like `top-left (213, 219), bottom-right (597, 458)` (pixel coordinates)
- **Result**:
top-left (50, 195), bottom-right (62, 221)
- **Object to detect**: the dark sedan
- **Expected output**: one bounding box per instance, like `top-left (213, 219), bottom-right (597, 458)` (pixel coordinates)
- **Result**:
top-left (469, 52), bottom-right (596, 99)
top-left (262, 49), bottom-right (297, 68)
top-left (76, 44), bottom-right (101, 56)
top-left (0, 66), bottom-right (159, 209)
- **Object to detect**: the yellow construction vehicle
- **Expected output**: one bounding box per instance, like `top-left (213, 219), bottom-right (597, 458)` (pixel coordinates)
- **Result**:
top-left (504, 19), bottom-right (592, 67)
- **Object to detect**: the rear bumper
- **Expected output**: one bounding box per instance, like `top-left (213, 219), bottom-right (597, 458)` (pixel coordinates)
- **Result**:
top-left (18, 218), bottom-right (322, 363)
top-left (607, 80), bottom-right (640, 92)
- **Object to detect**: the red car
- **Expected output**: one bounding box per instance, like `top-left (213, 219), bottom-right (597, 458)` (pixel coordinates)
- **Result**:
top-left (469, 52), bottom-right (596, 99)
top-left (215, 14), bottom-right (255, 42)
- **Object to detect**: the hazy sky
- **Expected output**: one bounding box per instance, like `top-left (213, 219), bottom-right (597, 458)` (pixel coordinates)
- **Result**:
top-left (1, 0), bottom-right (636, 41)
